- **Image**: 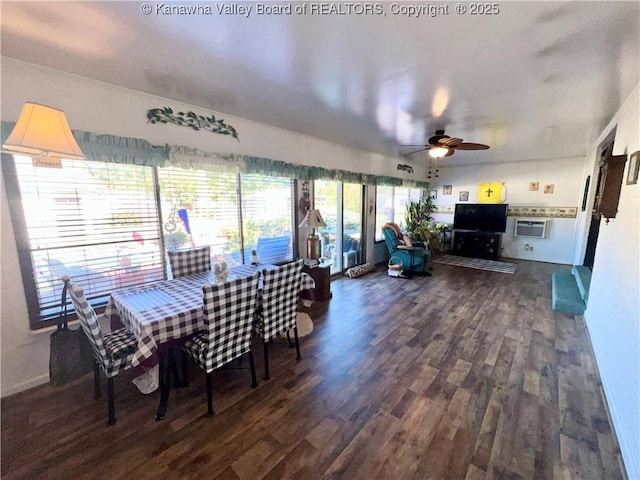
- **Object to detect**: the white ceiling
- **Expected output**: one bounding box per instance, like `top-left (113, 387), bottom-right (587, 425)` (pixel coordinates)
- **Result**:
top-left (1, 1), bottom-right (639, 166)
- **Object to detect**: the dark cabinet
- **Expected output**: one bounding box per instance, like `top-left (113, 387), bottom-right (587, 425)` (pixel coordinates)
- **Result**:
top-left (452, 231), bottom-right (501, 260)
top-left (594, 150), bottom-right (627, 222)
top-left (302, 262), bottom-right (332, 301)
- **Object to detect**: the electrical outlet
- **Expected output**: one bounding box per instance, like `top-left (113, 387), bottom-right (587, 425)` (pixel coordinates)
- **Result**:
top-left (525, 244), bottom-right (530, 251)
top-left (529, 245), bottom-right (534, 252)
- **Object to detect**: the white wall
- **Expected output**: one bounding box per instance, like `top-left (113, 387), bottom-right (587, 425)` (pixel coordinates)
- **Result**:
top-left (583, 86), bottom-right (639, 480)
top-left (429, 157), bottom-right (585, 264)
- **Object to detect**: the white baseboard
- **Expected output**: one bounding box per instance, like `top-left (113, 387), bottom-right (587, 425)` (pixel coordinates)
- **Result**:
top-left (1, 374), bottom-right (49, 399)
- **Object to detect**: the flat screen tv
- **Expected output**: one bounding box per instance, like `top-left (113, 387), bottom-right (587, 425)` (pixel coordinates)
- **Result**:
top-left (453, 203), bottom-right (508, 233)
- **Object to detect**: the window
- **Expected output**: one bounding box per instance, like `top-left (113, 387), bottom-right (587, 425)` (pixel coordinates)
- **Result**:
top-left (374, 185), bottom-right (423, 241)
top-left (5, 155), bottom-right (295, 329)
top-left (158, 167), bottom-right (241, 271)
top-left (5, 156), bottom-right (164, 327)
top-left (240, 174), bottom-right (294, 264)
top-left (314, 180), bottom-right (364, 274)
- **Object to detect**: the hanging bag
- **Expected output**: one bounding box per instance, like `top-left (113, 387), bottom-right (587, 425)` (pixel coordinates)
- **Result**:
top-left (49, 278), bottom-right (94, 386)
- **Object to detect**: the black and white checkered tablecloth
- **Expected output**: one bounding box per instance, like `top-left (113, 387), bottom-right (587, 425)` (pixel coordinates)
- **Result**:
top-left (104, 264), bottom-right (315, 367)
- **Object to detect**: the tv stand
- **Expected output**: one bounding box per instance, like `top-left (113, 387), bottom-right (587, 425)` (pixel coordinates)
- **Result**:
top-left (452, 231), bottom-right (501, 260)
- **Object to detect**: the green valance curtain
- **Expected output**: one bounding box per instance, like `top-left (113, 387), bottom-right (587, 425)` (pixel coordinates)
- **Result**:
top-left (167, 145), bottom-right (244, 173)
top-left (74, 130), bottom-right (169, 166)
top-left (1, 122), bottom-right (169, 166)
top-left (1, 121), bottom-right (426, 187)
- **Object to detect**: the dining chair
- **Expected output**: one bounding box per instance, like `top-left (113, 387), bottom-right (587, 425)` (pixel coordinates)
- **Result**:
top-left (63, 276), bottom-right (137, 425)
top-left (167, 245), bottom-right (211, 279)
top-left (253, 259), bottom-right (304, 380)
top-left (182, 272), bottom-right (260, 416)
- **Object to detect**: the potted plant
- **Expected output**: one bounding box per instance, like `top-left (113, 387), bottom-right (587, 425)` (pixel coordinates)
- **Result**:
top-left (404, 196), bottom-right (435, 242)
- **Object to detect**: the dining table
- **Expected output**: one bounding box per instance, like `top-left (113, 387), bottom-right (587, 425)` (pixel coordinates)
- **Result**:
top-left (104, 263), bottom-right (315, 420)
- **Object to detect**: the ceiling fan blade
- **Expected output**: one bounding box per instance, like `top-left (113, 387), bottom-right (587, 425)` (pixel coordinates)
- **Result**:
top-left (455, 142), bottom-right (490, 150)
top-left (439, 137), bottom-right (464, 147)
top-left (444, 148), bottom-right (455, 157)
top-left (400, 144), bottom-right (429, 147)
top-left (402, 147), bottom-right (427, 157)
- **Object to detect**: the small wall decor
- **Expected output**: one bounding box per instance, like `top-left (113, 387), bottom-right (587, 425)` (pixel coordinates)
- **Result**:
top-left (147, 107), bottom-right (239, 140)
top-left (477, 182), bottom-right (503, 203)
top-left (544, 184), bottom-right (554, 194)
top-left (397, 163), bottom-right (414, 174)
top-left (529, 182), bottom-right (539, 191)
top-left (626, 151), bottom-right (639, 185)
top-left (299, 181), bottom-right (311, 215)
top-left (459, 191), bottom-right (469, 201)
top-left (443, 185), bottom-right (452, 195)
top-left (429, 189), bottom-right (437, 200)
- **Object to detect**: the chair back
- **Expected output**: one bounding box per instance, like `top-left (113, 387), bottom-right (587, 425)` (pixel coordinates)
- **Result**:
top-left (382, 225), bottom-right (400, 253)
top-left (64, 276), bottom-right (109, 365)
top-left (168, 246), bottom-right (211, 278)
top-left (257, 259), bottom-right (303, 341)
top-left (202, 272), bottom-right (260, 371)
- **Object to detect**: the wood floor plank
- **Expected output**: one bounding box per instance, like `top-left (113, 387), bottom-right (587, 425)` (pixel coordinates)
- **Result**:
top-left (1, 258), bottom-right (626, 479)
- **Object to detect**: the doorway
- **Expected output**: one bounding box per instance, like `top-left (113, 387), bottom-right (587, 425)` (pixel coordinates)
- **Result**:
top-left (313, 180), bottom-right (364, 274)
top-left (583, 134), bottom-right (615, 268)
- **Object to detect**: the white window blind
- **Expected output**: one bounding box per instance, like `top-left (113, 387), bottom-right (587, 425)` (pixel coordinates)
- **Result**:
top-left (157, 167), bottom-right (241, 271)
top-left (156, 170), bottom-right (294, 268)
top-left (240, 174), bottom-right (294, 264)
top-left (7, 157), bottom-right (296, 328)
top-left (10, 156), bottom-right (164, 324)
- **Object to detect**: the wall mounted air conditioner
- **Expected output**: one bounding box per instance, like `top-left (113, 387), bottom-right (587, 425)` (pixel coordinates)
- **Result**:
top-left (514, 219), bottom-right (549, 238)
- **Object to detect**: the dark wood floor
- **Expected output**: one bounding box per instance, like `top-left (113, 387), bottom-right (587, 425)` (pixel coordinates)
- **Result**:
top-left (1, 258), bottom-right (626, 479)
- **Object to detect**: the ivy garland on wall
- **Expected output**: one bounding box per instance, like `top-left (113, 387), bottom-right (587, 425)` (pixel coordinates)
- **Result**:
top-left (147, 107), bottom-right (239, 140)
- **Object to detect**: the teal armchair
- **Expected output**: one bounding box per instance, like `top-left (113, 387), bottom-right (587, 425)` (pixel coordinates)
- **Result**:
top-left (382, 224), bottom-right (432, 274)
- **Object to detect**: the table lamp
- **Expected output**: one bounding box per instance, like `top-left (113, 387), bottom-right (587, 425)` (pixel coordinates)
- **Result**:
top-left (3, 102), bottom-right (85, 168)
top-left (299, 209), bottom-right (326, 259)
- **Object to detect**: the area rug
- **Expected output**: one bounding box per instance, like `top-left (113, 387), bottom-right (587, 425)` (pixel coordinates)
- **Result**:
top-left (280, 312), bottom-right (313, 338)
top-left (434, 255), bottom-right (517, 274)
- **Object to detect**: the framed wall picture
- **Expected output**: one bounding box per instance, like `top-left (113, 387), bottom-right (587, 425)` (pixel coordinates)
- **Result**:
top-left (429, 189), bottom-right (437, 199)
top-left (627, 151), bottom-right (639, 185)
top-left (544, 184), bottom-right (554, 194)
top-left (443, 185), bottom-right (452, 195)
top-left (459, 191), bottom-right (469, 201)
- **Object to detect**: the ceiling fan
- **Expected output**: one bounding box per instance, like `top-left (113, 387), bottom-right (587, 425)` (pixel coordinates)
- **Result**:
top-left (402, 129), bottom-right (490, 158)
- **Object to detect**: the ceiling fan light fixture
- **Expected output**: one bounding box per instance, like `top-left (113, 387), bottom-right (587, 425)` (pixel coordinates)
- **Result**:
top-left (429, 147), bottom-right (449, 158)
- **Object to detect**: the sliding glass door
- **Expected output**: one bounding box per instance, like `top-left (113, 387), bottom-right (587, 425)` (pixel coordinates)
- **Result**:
top-left (314, 180), bottom-right (364, 274)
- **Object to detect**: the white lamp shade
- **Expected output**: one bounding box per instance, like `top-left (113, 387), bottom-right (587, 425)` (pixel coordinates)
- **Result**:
top-left (3, 102), bottom-right (85, 160)
top-left (299, 209), bottom-right (326, 229)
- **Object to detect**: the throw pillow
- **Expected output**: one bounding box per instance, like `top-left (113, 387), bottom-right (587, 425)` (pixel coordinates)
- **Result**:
top-left (346, 263), bottom-right (376, 278)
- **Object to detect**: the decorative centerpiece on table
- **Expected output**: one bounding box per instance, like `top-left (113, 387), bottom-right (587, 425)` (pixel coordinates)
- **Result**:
top-left (214, 260), bottom-right (229, 283)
